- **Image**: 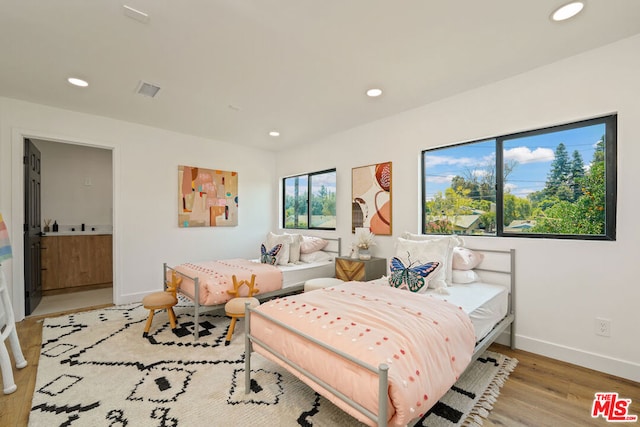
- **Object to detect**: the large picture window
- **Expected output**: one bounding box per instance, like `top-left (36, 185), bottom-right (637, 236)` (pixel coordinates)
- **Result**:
top-left (422, 115), bottom-right (616, 240)
top-left (283, 169), bottom-right (336, 230)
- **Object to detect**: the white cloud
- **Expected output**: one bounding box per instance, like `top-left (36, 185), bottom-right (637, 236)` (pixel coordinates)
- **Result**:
top-left (505, 182), bottom-right (541, 198)
top-left (423, 154), bottom-right (493, 168)
top-left (504, 146), bottom-right (554, 164)
top-left (424, 155), bottom-right (471, 168)
top-left (504, 183), bottom-right (517, 193)
top-left (426, 174), bottom-right (455, 184)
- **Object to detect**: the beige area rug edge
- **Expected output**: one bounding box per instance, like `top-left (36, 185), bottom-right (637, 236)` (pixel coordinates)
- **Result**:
top-left (461, 354), bottom-right (518, 427)
top-left (29, 303), bottom-right (517, 427)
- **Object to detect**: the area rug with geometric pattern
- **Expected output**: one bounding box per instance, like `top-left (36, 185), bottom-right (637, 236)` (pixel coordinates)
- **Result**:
top-left (29, 303), bottom-right (517, 426)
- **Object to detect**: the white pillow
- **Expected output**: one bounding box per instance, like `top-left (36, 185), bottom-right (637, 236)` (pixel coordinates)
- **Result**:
top-left (401, 232), bottom-right (465, 247)
top-left (394, 237), bottom-right (453, 292)
top-left (299, 235), bottom-right (328, 254)
top-left (299, 250), bottom-right (332, 263)
top-left (265, 232), bottom-right (292, 265)
top-left (452, 269), bottom-right (480, 284)
top-left (399, 233), bottom-right (463, 286)
top-left (284, 233), bottom-right (303, 263)
top-left (452, 247), bottom-right (484, 270)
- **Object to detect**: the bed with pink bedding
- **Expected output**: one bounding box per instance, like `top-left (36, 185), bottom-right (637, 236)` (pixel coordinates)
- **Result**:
top-left (163, 237), bottom-right (341, 340)
top-left (173, 258), bottom-right (282, 306)
top-left (248, 281), bottom-right (475, 426)
top-left (244, 247), bottom-right (516, 426)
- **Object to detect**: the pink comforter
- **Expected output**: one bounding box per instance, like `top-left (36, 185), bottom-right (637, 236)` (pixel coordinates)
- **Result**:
top-left (251, 281), bottom-right (475, 426)
top-left (173, 259), bottom-right (282, 305)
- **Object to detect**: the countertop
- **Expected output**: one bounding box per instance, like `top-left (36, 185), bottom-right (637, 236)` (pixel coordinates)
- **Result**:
top-left (42, 231), bottom-right (112, 236)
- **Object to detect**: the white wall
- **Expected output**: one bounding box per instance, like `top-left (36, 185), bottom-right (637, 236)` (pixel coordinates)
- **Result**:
top-left (1, 35), bottom-right (638, 383)
top-left (0, 98), bottom-right (277, 320)
top-left (34, 140), bottom-right (113, 229)
top-left (276, 35), bottom-right (640, 382)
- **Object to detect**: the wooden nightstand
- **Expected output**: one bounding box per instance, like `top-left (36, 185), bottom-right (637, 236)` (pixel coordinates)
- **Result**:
top-left (335, 256), bottom-right (387, 282)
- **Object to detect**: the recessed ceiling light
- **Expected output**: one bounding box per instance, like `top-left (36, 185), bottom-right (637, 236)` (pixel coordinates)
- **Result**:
top-left (551, 2), bottom-right (585, 21)
top-left (67, 77), bottom-right (89, 87)
top-left (366, 88), bottom-right (383, 97)
top-left (269, 131), bottom-right (280, 137)
top-left (123, 5), bottom-right (150, 23)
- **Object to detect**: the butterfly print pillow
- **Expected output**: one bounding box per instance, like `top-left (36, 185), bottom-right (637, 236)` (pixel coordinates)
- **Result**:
top-left (389, 257), bottom-right (441, 293)
top-left (260, 243), bottom-right (282, 265)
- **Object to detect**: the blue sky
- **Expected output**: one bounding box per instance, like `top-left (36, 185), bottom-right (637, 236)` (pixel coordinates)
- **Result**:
top-left (284, 171), bottom-right (337, 197)
top-left (423, 123), bottom-right (605, 200)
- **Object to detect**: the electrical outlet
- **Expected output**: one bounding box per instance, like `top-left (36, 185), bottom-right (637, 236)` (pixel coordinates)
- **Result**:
top-left (595, 318), bottom-right (611, 337)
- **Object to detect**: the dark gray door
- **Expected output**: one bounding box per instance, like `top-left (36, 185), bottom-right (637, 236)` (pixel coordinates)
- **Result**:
top-left (24, 138), bottom-right (42, 315)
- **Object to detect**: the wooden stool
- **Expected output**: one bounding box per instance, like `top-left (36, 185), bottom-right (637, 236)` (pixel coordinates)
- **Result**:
top-left (142, 271), bottom-right (181, 337)
top-left (224, 274), bottom-right (259, 346)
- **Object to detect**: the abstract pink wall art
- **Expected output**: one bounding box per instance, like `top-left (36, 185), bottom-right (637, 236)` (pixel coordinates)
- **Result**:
top-left (352, 162), bottom-right (392, 235)
top-left (178, 165), bottom-right (238, 227)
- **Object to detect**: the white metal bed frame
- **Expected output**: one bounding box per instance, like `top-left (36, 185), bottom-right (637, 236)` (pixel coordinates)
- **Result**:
top-left (163, 237), bottom-right (341, 340)
top-left (243, 247), bottom-right (515, 427)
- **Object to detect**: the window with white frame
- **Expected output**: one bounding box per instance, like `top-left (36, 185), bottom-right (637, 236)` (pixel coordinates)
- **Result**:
top-left (422, 115), bottom-right (617, 240)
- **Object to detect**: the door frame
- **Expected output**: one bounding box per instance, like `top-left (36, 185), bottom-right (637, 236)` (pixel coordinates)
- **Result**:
top-left (10, 128), bottom-right (118, 321)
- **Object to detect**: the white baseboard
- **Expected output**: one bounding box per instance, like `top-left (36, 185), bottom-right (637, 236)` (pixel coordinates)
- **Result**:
top-left (502, 332), bottom-right (640, 383)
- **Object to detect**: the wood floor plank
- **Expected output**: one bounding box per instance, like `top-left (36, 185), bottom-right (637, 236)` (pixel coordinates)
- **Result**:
top-left (489, 344), bottom-right (640, 426)
top-left (3, 313), bottom-right (639, 426)
top-left (1, 316), bottom-right (42, 427)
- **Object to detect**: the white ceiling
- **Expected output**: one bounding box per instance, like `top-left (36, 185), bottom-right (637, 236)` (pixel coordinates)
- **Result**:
top-left (2, 1), bottom-right (640, 151)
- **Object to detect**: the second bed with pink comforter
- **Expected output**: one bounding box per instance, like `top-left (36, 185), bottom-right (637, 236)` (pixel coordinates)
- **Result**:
top-left (173, 258), bottom-right (282, 305)
top-left (249, 280), bottom-right (476, 426)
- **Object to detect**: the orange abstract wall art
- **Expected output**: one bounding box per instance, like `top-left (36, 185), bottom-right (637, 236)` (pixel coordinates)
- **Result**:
top-left (178, 165), bottom-right (238, 227)
top-left (352, 162), bottom-right (392, 235)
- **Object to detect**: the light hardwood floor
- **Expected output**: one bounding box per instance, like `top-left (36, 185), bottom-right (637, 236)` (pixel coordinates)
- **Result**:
top-left (2, 309), bottom-right (639, 427)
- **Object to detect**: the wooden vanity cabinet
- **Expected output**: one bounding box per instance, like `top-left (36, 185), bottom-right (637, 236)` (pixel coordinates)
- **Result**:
top-left (41, 235), bottom-right (113, 290)
top-left (40, 236), bottom-right (60, 290)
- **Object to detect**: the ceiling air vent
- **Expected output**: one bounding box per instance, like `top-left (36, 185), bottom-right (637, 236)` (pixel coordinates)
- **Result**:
top-left (136, 81), bottom-right (161, 98)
